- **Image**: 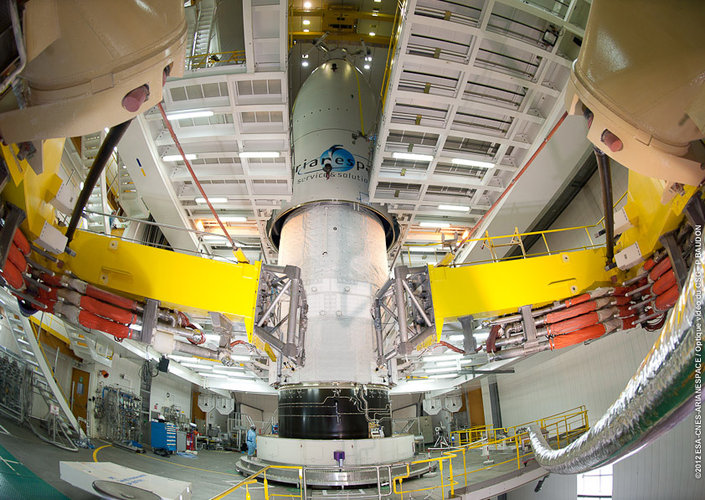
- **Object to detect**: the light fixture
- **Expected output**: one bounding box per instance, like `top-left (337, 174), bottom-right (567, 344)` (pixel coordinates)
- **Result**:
top-left (419, 221), bottom-right (450, 228)
top-left (239, 151), bottom-right (280, 158)
top-left (407, 246), bottom-right (441, 253)
top-left (392, 152), bottom-right (434, 162)
top-left (303, 19), bottom-right (310, 25)
top-left (364, 64), bottom-right (371, 70)
top-left (217, 216), bottom-right (247, 223)
top-left (302, 60), bottom-right (309, 67)
top-left (195, 197), bottom-right (228, 204)
top-left (438, 204), bottom-right (470, 212)
top-left (369, 31), bottom-right (376, 36)
top-left (195, 220), bottom-right (204, 232)
top-left (303, 1), bottom-right (312, 8)
top-left (202, 236), bottom-right (233, 247)
top-left (166, 110), bottom-right (214, 120)
top-left (303, 28), bottom-right (310, 33)
top-left (461, 229), bottom-right (469, 239)
top-left (162, 154), bottom-right (196, 162)
top-left (374, 0), bottom-right (381, 2)
top-left (452, 158), bottom-right (495, 169)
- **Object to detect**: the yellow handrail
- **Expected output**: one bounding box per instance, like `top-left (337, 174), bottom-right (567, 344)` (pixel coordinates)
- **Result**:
top-left (187, 50), bottom-right (246, 69)
top-left (210, 464), bottom-right (304, 500)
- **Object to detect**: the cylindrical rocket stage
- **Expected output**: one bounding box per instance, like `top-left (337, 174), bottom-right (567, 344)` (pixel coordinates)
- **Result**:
top-left (278, 384), bottom-right (392, 439)
top-left (269, 59), bottom-right (397, 442)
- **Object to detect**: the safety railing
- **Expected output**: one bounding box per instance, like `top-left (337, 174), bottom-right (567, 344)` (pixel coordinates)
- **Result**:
top-left (211, 464), bottom-right (304, 500)
top-left (391, 406), bottom-right (590, 496)
top-left (451, 405), bottom-right (588, 446)
top-left (187, 50), bottom-right (246, 70)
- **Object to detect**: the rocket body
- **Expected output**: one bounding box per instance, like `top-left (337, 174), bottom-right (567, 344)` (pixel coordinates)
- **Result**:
top-left (271, 60), bottom-right (394, 439)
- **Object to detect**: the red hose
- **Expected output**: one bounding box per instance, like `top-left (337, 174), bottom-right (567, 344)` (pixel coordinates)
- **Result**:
top-left (564, 293), bottom-right (591, 307)
top-left (621, 316), bottom-right (637, 329)
top-left (435, 340), bottom-right (465, 354)
top-left (654, 284), bottom-right (679, 312)
top-left (81, 295), bottom-right (138, 325)
top-left (455, 112), bottom-right (568, 250)
top-left (78, 310), bottom-right (132, 338)
top-left (1, 261), bottom-right (24, 289)
top-left (613, 286), bottom-right (633, 296)
top-left (652, 269), bottom-right (676, 296)
top-left (486, 324), bottom-right (501, 353)
top-left (85, 284), bottom-right (137, 311)
top-left (550, 323), bottom-right (607, 349)
top-left (545, 299), bottom-right (607, 324)
top-left (8, 244), bottom-right (27, 272)
top-left (546, 311), bottom-right (600, 335)
top-left (40, 273), bottom-right (62, 287)
top-left (157, 102), bottom-right (244, 261)
top-left (648, 257), bottom-right (672, 282)
top-left (643, 257), bottom-right (656, 271)
top-left (12, 229), bottom-right (30, 256)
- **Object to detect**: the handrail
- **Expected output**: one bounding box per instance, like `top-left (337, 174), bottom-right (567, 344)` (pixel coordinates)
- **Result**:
top-left (211, 464), bottom-right (304, 500)
top-left (187, 50), bottom-right (246, 69)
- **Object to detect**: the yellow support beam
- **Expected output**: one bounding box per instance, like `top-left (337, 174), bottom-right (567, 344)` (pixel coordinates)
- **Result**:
top-left (428, 248), bottom-right (615, 335)
top-left (67, 230), bottom-right (261, 337)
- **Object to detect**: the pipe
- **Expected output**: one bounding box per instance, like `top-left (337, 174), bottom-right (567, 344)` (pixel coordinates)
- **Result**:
top-left (12, 229), bottom-right (30, 257)
top-left (649, 257), bottom-right (673, 282)
top-left (594, 148), bottom-right (614, 266)
top-left (435, 341), bottom-right (465, 354)
top-left (545, 298), bottom-right (611, 324)
top-left (394, 267), bottom-right (409, 344)
top-left (528, 247), bottom-right (703, 473)
top-left (65, 120), bottom-right (133, 245)
top-left (453, 111), bottom-right (569, 264)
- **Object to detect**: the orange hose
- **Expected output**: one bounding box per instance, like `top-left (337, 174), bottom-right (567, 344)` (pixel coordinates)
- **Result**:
top-left (564, 293), bottom-right (591, 307)
top-left (545, 300), bottom-right (601, 324)
top-left (652, 269), bottom-right (676, 296)
top-left (78, 310), bottom-right (132, 338)
top-left (550, 324), bottom-right (607, 349)
top-left (86, 284), bottom-right (137, 311)
top-left (7, 244), bottom-right (26, 272)
top-left (648, 257), bottom-right (672, 282)
top-left (1, 261), bottom-right (24, 289)
top-left (12, 229), bottom-right (30, 256)
top-left (546, 311), bottom-right (599, 335)
top-left (654, 284), bottom-right (679, 312)
top-left (643, 257), bottom-right (656, 271)
top-left (81, 295), bottom-right (138, 325)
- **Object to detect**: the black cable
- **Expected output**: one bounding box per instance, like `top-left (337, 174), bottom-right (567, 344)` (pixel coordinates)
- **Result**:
top-left (594, 147), bottom-right (615, 267)
top-left (64, 119), bottom-right (133, 246)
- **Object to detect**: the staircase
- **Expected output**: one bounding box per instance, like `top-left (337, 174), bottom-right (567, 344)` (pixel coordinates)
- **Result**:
top-left (188, 0), bottom-right (216, 68)
top-left (5, 306), bottom-right (85, 450)
top-left (80, 132), bottom-right (109, 234)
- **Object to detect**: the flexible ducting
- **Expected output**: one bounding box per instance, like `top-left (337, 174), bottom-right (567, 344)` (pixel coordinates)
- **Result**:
top-left (528, 246), bottom-right (704, 473)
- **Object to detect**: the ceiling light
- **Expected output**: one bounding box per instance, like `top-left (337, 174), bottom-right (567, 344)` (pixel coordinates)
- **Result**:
top-left (374, 0), bottom-right (381, 2)
top-left (407, 246), bottom-right (441, 253)
top-left (426, 366), bottom-right (459, 373)
top-left (239, 152), bottom-right (280, 158)
top-left (419, 221), bottom-right (450, 228)
top-left (195, 197), bottom-right (228, 204)
top-left (195, 220), bottom-right (204, 232)
top-left (392, 152), bottom-right (434, 162)
top-left (162, 154), bottom-right (196, 162)
top-left (303, 19), bottom-right (310, 25)
top-left (452, 158), bottom-right (495, 169)
top-left (303, 28), bottom-right (310, 33)
top-left (166, 110), bottom-right (214, 120)
top-left (302, 60), bottom-right (309, 66)
top-left (364, 64), bottom-right (370, 70)
top-left (217, 216), bottom-right (247, 223)
top-left (303, 1), bottom-right (312, 7)
top-left (438, 204), bottom-right (470, 212)
top-left (369, 32), bottom-right (376, 36)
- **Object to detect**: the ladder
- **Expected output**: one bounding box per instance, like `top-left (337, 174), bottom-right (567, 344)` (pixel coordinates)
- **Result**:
top-left (80, 132), bottom-right (110, 234)
top-left (5, 305), bottom-right (84, 450)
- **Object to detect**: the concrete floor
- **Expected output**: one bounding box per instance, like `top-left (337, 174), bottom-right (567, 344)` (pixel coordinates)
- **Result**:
top-left (0, 416), bottom-right (543, 500)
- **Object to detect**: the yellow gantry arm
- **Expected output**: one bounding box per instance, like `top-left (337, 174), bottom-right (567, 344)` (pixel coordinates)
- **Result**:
top-left (428, 248), bottom-right (615, 336)
top-left (67, 230), bottom-right (261, 336)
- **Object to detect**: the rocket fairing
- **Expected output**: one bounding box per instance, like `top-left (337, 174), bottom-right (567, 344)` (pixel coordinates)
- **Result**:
top-left (268, 59), bottom-right (398, 439)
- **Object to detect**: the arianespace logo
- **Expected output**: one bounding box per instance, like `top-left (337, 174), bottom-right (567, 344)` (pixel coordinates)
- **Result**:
top-left (295, 145), bottom-right (369, 181)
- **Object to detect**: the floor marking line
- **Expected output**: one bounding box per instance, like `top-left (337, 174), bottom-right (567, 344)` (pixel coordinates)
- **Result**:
top-left (138, 453), bottom-right (242, 477)
top-left (93, 444), bottom-right (112, 462)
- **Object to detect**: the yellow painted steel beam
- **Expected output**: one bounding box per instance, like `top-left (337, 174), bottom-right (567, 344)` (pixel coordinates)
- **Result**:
top-left (429, 248), bottom-right (615, 335)
top-left (615, 169), bottom-right (696, 259)
top-left (67, 230), bottom-right (261, 337)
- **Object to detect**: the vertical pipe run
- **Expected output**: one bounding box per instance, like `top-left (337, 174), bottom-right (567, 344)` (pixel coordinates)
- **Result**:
top-left (394, 266), bottom-right (409, 344)
top-left (595, 148), bottom-right (614, 266)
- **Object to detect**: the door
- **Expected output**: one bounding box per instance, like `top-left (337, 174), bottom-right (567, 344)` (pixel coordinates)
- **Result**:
top-left (70, 367), bottom-right (90, 432)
